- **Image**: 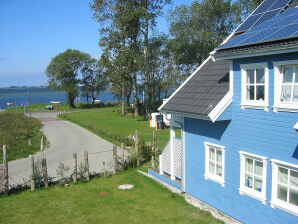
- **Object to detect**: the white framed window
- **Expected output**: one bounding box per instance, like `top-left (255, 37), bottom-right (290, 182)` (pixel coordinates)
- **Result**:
top-left (273, 60), bottom-right (298, 113)
top-left (204, 142), bottom-right (225, 187)
top-left (270, 159), bottom-right (298, 216)
top-left (240, 63), bottom-right (269, 111)
top-left (239, 151), bottom-right (267, 204)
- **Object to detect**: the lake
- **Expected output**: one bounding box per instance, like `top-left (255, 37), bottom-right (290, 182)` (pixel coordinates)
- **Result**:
top-left (0, 87), bottom-right (117, 109)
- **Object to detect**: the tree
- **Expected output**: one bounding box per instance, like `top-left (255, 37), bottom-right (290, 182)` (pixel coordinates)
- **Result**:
top-left (81, 58), bottom-right (109, 104)
top-left (46, 49), bottom-right (90, 108)
top-left (168, 0), bottom-right (239, 76)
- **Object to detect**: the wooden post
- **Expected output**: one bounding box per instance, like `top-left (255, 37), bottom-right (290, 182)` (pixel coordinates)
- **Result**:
top-left (73, 153), bottom-right (77, 183)
top-left (3, 145), bottom-right (8, 195)
top-left (41, 158), bottom-right (48, 188)
top-left (29, 155), bottom-right (35, 191)
top-left (113, 145), bottom-right (117, 174)
top-left (151, 156), bottom-right (154, 168)
top-left (135, 130), bottom-right (139, 166)
top-left (153, 131), bottom-right (157, 160)
top-left (121, 143), bottom-right (125, 171)
top-left (40, 136), bottom-right (44, 151)
top-left (84, 151), bottom-right (89, 181)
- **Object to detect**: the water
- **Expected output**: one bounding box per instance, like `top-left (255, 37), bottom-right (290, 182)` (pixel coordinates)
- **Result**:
top-left (0, 87), bottom-right (117, 110)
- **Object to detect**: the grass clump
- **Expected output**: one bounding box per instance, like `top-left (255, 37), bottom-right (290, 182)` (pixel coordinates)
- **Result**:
top-left (0, 112), bottom-right (45, 162)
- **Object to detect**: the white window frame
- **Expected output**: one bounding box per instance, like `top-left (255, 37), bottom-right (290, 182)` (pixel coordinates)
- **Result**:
top-left (240, 63), bottom-right (269, 111)
top-left (273, 60), bottom-right (298, 113)
top-left (204, 142), bottom-right (225, 187)
top-left (239, 151), bottom-right (267, 204)
top-left (270, 159), bottom-right (298, 216)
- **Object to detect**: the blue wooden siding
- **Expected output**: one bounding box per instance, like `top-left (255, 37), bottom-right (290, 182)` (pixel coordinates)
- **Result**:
top-left (184, 52), bottom-right (298, 224)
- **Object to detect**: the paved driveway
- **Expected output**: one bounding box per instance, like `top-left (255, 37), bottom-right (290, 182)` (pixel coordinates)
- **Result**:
top-left (7, 111), bottom-right (127, 187)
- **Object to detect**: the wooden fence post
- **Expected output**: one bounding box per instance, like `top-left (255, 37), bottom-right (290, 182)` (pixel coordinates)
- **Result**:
top-left (40, 136), bottom-right (44, 151)
top-left (151, 156), bottom-right (154, 168)
top-left (3, 145), bottom-right (8, 195)
top-left (73, 153), bottom-right (77, 183)
top-left (153, 131), bottom-right (157, 160)
top-left (121, 143), bottom-right (125, 171)
top-left (113, 145), bottom-right (117, 174)
top-left (41, 158), bottom-right (48, 188)
top-left (135, 130), bottom-right (139, 166)
top-left (84, 151), bottom-right (89, 181)
top-left (29, 155), bottom-right (35, 191)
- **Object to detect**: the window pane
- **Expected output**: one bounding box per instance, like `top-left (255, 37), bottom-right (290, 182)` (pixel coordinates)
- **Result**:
top-left (216, 150), bottom-right (222, 164)
top-left (245, 158), bottom-right (253, 173)
top-left (293, 86), bottom-right (298, 102)
top-left (283, 67), bottom-right (294, 83)
top-left (256, 68), bottom-right (265, 83)
top-left (255, 161), bottom-right (263, 176)
top-left (247, 86), bottom-right (255, 100)
top-left (209, 148), bottom-right (215, 161)
top-left (280, 85), bottom-right (292, 102)
top-left (247, 69), bottom-right (255, 84)
top-left (209, 161), bottom-right (215, 174)
top-left (278, 184), bottom-right (288, 202)
top-left (278, 167), bottom-right (288, 184)
top-left (289, 188), bottom-right (298, 206)
top-left (290, 170), bottom-right (298, 187)
top-left (245, 174), bottom-right (253, 188)
top-left (254, 177), bottom-right (262, 192)
top-left (256, 85), bottom-right (265, 101)
top-left (216, 164), bottom-right (222, 177)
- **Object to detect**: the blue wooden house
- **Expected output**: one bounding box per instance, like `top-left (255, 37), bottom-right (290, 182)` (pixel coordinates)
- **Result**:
top-left (149, 1), bottom-right (298, 223)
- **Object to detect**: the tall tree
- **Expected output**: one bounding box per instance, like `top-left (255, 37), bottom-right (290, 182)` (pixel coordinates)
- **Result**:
top-left (46, 49), bottom-right (90, 108)
top-left (236, 0), bottom-right (264, 19)
top-left (168, 0), bottom-right (239, 76)
top-left (81, 58), bottom-right (109, 104)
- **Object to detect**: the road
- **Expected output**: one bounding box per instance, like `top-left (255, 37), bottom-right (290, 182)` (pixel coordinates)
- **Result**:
top-left (7, 111), bottom-right (127, 187)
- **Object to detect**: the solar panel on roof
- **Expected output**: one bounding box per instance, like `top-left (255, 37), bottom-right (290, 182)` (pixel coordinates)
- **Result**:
top-left (218, 7), bottom-right (298, 49)
top-left (235, 0), bottom-right (291, 34)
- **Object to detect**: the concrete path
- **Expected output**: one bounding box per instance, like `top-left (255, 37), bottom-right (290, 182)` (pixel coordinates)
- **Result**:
top-left (7, 111), bottom-right (127, 187)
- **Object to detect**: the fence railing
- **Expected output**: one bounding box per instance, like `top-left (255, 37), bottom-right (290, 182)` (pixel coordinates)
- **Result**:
top-left (1, 129), bottom-right (160, 195)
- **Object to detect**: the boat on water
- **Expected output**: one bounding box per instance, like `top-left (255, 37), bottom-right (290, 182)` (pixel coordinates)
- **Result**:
top-left (6, 102), bottom-right (13, 106)
top-left (50, 101), bottom-right (61, 104)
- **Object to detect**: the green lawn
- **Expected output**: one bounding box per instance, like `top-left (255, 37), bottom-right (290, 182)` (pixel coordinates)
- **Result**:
top-left (59, 110), bottom-right (171, 151)
top-left (5, 102), bottom-right (118, 113)
top-left (0, 169), bottom-right (222, 224)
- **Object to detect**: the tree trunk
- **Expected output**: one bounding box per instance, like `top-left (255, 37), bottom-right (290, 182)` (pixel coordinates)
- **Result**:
top-left (68, 93), bottom-right (76, 108)
top-left (133, 72), bottom-right (138, 117)
top-left (121, 85), bottom-right (125, 115)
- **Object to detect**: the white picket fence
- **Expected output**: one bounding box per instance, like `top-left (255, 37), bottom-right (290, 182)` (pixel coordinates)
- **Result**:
top-left (159, 137), bottom-right (182, 179)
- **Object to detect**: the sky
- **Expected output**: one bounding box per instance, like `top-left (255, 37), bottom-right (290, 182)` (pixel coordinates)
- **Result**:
top-left (0, 0), bottom-right (193, 87)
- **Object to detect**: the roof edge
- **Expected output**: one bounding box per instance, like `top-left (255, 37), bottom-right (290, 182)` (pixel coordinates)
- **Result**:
top-left (213, 44), bottom-right (298, 60)
top-left (208, 91), bottom-right (233, 122)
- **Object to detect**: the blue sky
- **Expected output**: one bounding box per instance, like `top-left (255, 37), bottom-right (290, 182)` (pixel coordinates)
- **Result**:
top-left (0, 0), bottom-right (193, 87)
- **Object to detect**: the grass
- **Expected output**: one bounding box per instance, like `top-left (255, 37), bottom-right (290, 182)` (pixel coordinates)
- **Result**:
top-left (5, 102), bottom-right (118, 113)
top-left (0, 112), bottom-right (46, 162)
top-left (0, 169), bottom-right (223, 224)
top-left (59, 110), bottom-right (171, 151)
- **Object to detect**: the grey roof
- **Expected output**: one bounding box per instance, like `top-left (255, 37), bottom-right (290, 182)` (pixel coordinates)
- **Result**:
top-left (214, 37), bottom-right (298, 58)
top-left (160, 59), bottom-right (230, 117)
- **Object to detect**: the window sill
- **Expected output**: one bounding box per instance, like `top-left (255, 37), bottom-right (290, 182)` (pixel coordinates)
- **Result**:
top-left (241, 103), bottom-right (269, 111)
top-left (273, 104), bottom-right (298, 113)
top-left (204, 174), bottom-right (225, 187)
top-left (270, 200), bottom-right (298, 216)
top-left (239, 187), bottom-right (266, 205)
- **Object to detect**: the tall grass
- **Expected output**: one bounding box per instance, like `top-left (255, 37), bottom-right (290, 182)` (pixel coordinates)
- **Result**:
top-left (0, 112), bottom-right (45, 162)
